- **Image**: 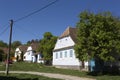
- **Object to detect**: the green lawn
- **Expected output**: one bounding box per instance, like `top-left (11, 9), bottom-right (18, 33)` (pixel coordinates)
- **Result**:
top-left (0, 73), bottom-right (62, 80)
top-left (0, 62), bottom-right (120, 80)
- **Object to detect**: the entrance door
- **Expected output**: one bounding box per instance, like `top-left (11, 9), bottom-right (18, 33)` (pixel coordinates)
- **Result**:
top-left (89, 59), bottom-right (95, 72)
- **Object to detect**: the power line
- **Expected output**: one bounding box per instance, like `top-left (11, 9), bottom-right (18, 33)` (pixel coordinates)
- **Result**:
top-left (13, 23), bottom-right (40, 38)
top-left (0, 0), bottom-right (59, 42)
top-left (14, 0), bottom-right (59, 22)
top-left (0, 25), bottom-right (9, 36)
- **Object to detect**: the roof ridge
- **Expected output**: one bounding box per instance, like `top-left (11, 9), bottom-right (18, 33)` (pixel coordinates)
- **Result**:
top-left (59, 26), bottom-right (74, 38)
top-left (59, 26), bottom-right (77, 42)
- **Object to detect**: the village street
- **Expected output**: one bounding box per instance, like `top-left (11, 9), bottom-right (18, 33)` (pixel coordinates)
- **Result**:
top-left (0, 71), bottom-right (95, 80)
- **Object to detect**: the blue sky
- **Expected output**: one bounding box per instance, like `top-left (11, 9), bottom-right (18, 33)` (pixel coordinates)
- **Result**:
top-left (0, 0), bottom-right (120, 44)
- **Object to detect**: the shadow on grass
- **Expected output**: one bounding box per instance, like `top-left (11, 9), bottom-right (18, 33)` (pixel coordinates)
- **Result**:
top-left (0, 76), bottom-right (38, 80)
top-left (87, 71), bottom-right (120, 76)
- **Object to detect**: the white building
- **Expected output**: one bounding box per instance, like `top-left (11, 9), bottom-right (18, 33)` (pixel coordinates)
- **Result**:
top-left (23, 46), bottom-right (36, 62)
top-left (53, 27), bottom-right (88, 70)
top-left (14, 42), bottom-right (44, 63)
top-left (37, 53), bottom-right (44, 64)
top-left (14, 45), bottom-right (27, 62)
top-left (14, 48), bottom-right (21, 62)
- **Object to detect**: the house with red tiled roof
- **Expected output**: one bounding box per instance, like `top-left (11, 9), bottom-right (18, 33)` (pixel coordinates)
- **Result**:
top-left (14, 45), bottom-right (27, 62)
top-left (52, 27), bottom-right (88, 70)
top-left (14, 42), bottom-right (44, 63)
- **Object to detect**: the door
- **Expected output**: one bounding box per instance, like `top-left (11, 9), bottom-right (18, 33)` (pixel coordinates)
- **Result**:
top-left (89, 59), bottom-right (95, 72)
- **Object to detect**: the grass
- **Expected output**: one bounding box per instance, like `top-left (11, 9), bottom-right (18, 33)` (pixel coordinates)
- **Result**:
top-left (0, 73), bottom-right (62, 80)
top-left (0, 62), bottom-right (89, 77)
top-left (0, 62), bottom-right (120, 80)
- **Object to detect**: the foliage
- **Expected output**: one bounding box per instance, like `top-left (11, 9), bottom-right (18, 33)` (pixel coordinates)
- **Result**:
top-left (0, 40), bottom-right (8, 47)
top-left (38, 32), bottom-right (57, 62)
top-left (26, 39), bottom-right (39, 46)
top-left (0, 49), bottom-right (3, 61)
top-left (11, 41), bottom-right (22, 49)
top-left (0, 49), bottom-right (6, 61)
top-left (75, 11), bottom-right (120, 61)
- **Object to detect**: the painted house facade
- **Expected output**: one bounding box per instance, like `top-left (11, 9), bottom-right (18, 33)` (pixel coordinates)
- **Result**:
top-left (14, 48), bottom-right (22, 62)
top-left (14, 42), bottom-right (44, 63)
top-left (23, 46), bottom-right (36, 62)
top-left (14, 45), bottom-right (27, 62)
top-left (53, 27), bottom-right (88, 70)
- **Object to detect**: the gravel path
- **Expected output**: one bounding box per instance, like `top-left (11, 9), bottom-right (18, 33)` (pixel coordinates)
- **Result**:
top-left (0, 71), bottom-right (95, 80)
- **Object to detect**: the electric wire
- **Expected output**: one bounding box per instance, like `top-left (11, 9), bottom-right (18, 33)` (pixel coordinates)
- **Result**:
top-left (14, 23), bottom-right (40, 38)
top-left (0, 24), bottom-right (9, 36)
top-left (14, 0), bottom-right (59, 22)
top-left (0, 0), bottom-right (59, 41)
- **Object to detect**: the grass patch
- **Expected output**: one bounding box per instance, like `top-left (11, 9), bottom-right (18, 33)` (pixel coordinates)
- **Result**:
top-left (0, 62), bottom-right (120, 80)
top-left (0, 73), bottom-right (62, 80)
top-left (0, 62), bottom-right (88, 77)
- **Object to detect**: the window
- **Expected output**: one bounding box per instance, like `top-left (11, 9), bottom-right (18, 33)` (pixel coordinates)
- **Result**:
top-left (27, 52), bottom-right (30, 55)
top-left (70, 50), bottom-right (73, 57)
top-left (56, 53), bottom-right (58, 59)
top-left (24, 56), bottom-right (26, 59)
top-left (64, 51), bottom-right (67, 57)
top-left (60, 52), bottom-right (62, 58)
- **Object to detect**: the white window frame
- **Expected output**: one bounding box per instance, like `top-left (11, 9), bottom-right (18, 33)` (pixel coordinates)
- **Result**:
top-left (60, 52), bottom-right (62, 58)
top-left (70, 50), bottom-right (73, 57)
top-left (64, 51), bottom-right (67, 58)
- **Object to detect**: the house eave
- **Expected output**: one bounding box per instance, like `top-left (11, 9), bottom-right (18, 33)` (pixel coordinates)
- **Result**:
top-left (53, 46), bottom-right (74, 52)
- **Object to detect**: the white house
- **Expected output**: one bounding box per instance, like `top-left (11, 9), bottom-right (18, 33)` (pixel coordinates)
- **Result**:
top-left (14, 48), bottom-right (22, 62)
top-left (14, 45), bottom-right (27, 62)
top-left (14, 42), bottom-right (44, 63)
top-left (23, 46), bottom-right (36, 62)
top-left (37, 53), bottom-right (44, 63)
top-left (53, 27), bottom-right (88, 70)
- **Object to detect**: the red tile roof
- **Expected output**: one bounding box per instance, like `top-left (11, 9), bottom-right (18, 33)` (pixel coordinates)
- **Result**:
top-left (18, 45), bottom-right (27, 53)
top-left (59, 27), bottom-right (77, 43)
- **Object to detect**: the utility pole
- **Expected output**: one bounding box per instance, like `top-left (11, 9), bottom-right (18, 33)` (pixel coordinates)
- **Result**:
top-left (6, 20), bottom-right (13, 75)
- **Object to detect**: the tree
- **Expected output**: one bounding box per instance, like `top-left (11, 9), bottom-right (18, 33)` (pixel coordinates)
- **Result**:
top-left (0, 49), bottom-right (6, 61)
top-left (0, 40), bottom-right (8, 47)
top-left (75, 11), bottom-right (120, 62)
top-left (0, 49), bottom-right (4, 61)
top-left (11, 41), bottom-right (22, 49)
top-left (26, 39), bottom-right (39, 46)
top-left (38, 32), bottom-right (57, 65)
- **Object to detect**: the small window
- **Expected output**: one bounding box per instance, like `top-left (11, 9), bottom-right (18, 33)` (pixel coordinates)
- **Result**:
top-left (70, 50), bottom-right (73, 57)
top-left (27, 52), bottom-right (30, 55)
top-left (64, 51), bottom-right (67, 57)
top-left (60, 52), bottom-right (62, 58)
top-left (24, 56), bottom-right (26, 59)
top-left (56, 53), bottom-right (58, 59)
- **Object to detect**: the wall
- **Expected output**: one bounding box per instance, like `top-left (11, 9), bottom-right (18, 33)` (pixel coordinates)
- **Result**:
top-left (53, 48), bottom-right (80, 66)
top-left (54, 36), bottom-right (75, 50)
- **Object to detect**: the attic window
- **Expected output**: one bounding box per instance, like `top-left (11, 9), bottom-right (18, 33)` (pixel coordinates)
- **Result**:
top-left (65, 39), bottom-right (67, 41)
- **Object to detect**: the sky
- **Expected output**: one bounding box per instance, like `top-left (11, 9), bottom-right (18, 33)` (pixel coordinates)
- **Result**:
top-left (0, 0), bottom-right (120, 44)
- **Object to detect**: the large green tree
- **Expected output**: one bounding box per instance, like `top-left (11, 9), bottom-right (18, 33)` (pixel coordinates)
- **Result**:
top-left (75, 11), bottom-right (120, 62)
top-left (38, 32), bottom-right (57, 64)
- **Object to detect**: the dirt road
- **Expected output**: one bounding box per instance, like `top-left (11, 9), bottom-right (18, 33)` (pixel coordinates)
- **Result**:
top-left (0, 71), bottom-right (95, 80)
